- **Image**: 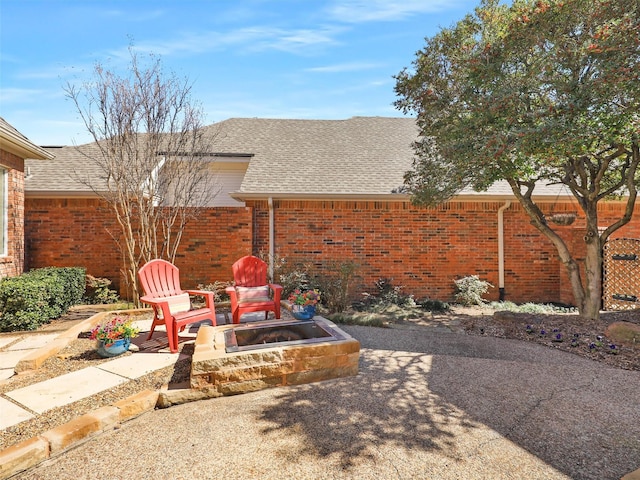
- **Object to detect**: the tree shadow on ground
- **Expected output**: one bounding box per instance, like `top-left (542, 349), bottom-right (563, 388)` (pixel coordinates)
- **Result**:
top-left (258, 345), bottom-right (481, 471)
top-left (258, 324), bottom-right (640, 479)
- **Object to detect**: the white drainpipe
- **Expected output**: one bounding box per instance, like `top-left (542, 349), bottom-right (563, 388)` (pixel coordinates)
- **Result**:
top-left (497, 200), bottom-right (511, 301)
top-left (268, 197), bottom-right (275, 281)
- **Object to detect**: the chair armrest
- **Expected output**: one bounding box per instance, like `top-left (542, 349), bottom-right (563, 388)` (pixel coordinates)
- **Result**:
top-left (140, 294), bottom-right (170, 306)
top-left (185, 289), bottom-right (216, 309)
top-left (268, 283), bottom-right (283, 302)
top-left (139, 295), bottom-right (176, 321)
top-left (226, 286), bottom-right (239, 303)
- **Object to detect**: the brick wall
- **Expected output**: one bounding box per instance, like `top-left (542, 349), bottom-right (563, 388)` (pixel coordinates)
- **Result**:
top-left (249, 199), bottom-right (640, 305)
top-left (25, 198), bottom-right (122, 284)
top-left (0, 150), bottom-right (25, 278)
top-left (24, 198), bottom-right (253, 295)
top-left (23, 196), bottom-right (639, 305)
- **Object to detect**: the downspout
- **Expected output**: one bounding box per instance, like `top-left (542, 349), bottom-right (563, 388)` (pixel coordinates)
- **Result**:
top-left (268, 197), bottom-right (275, 281)
top-left (497, 201), bottom-right (511, 301)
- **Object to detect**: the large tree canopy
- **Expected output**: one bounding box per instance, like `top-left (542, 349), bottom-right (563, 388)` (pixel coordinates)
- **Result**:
top-left (395, 0), bottom-right (639, 320)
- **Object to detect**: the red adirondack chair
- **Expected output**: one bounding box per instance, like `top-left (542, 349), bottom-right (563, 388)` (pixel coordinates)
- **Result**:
top-left (226, 255), bottom-right (283, 324)
top-left (138, 259), bottom-right (216, 353)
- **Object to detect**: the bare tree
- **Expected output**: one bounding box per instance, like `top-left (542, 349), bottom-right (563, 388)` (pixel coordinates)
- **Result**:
top-left (66, 50), bottom-right (216, 303)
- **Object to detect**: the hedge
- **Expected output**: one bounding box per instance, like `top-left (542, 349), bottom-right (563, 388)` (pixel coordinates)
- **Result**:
top-left (0, 267), bottom-right (86, 332)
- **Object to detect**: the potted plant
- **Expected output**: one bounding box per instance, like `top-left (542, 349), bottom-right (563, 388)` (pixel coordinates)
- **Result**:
top-left (288, 289), bottom-right (321, 320)
top-left (90, 316), bottom-right (140, 357)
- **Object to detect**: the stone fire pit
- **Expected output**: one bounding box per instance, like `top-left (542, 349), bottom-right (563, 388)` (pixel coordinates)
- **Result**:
top-left (190, 317), bottom-right (360, 396)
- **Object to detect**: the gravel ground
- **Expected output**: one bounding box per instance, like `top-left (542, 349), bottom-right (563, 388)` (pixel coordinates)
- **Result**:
top-left (14, 323), bottom-right (640, 480)
top-left (2, 306), bottom-right (639, 474)
top-left (0, 311), bottom-right (191, 451)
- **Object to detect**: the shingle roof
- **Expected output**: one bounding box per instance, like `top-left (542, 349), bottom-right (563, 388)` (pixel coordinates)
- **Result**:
top-left (25, 142), bottom-right (107, 195)
top-left (202, 117), bottom-right (418, 197)
top-left (205, 116), bottom-right (571, 200)
top-left (24, 116), bottom-right (573, 200)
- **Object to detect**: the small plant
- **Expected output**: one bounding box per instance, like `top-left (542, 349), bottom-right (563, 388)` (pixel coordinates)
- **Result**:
top-left (258, 252), bottom-right (313, 295)
top-left (84, 275), bottom-right (120, 304)
top-left (418, 298), bottom-right (450, 312)
top-left (454, 275), bottom-right (493, 306)
top-left (490, 301), bottom-right (577, 314)
top-left (314, 261), bottom-right (359, 313)
top-left (90, 316), bottom-right (139, 346)
top-left (288, 289), bottom-right (321, 306)
top-left (197, 280), bottom-right (232, 303)
top-left (571, 334), bottom-right (580, 347)
top-left (356, 278), bottom-right (416, 310)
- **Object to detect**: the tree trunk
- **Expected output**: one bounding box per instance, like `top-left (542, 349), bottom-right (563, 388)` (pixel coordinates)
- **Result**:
top-left (579, 207), bottom-right (604, 322)
top-left (506, 179), bottom-right (598, 320)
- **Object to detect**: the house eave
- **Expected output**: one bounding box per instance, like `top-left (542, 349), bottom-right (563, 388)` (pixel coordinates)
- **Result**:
top-left (25, 190), bottom-right (101, 199)
top-left (230, 191), bottom-right (585, 203)
top-left (0, 131), bottom-right (54, 161)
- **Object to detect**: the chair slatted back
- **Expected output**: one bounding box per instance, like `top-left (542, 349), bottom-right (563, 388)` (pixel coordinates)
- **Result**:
top-left (138, 259), bottom-right (184, 299)
top-left (232, 256), bottom-right (268, 287)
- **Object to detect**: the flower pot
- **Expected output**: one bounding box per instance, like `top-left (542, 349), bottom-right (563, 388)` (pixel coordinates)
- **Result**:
top-left (291, 304), bottom-right (316, 321)
top-left (96, 338), bottom-right (131, 358)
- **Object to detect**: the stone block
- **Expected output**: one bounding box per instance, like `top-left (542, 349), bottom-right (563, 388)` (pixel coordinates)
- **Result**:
top-left (86, 405), bottom-right (120, 430)
top-left (14, 338), bottom-right (69, 372)
top-left (0, 436), bottom-right (49, 480)
top-left (218, 376), bottom-right (282, 395)
top-left (286, 364), bottom-right (358, 386)
top-left (157, 385), bottom-right (221, 408)
top-left (294, 354), bottom-right (338, 371)
top-left (605, 321), bottom-right (640, 345)
top-left (622, 467), bottom-right (640, 480)
top-left (282, 339), bottom-right (360, 360)
top-left (114, 389), bottom-right (159, 421)
top-left (42, 414), bottom-right (101, 453)
top-left (215, 361), bottom-right (295, 383)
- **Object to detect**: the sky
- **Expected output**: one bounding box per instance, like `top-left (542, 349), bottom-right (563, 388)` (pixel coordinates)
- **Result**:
top-left (1, 0), bottom-right (481, 146)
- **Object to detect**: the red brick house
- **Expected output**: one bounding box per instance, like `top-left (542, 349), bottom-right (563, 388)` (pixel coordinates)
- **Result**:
top-left (0, 118), bottom-right (53, 278)
top-left (23, 117), bottom-right (640, 306)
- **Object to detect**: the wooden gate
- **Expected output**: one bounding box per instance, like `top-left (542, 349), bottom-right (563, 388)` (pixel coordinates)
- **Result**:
top-left (603, 238), bottom-right (640, 310)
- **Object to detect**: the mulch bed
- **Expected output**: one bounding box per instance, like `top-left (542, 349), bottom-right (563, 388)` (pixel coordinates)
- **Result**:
top-left (460, 309), bottom-right (640, 371)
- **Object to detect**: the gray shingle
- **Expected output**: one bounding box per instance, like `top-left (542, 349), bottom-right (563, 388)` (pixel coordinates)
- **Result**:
top-left (205, 117), bottom-right (419, 196)
top-left (24, 116), bottom-right (573, 199)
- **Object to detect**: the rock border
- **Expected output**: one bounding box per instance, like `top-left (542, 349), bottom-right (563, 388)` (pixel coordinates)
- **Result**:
top-left (0, 308), bottom-right (222, 479)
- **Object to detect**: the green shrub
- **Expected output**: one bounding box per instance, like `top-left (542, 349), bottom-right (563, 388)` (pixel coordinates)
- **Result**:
top-left (0, 267), bottom-right (86, 332)
top-left (313, 261), bottom-right (359, 313)
top-left (196, 280), bottom-right (233, 302)
top-left (417, 298), bottom-right (450, 312)
top-left (84, 275), bottom-right (120, 304)
top-left (265, 254), bottom-right (313, 297)
top-left (354, 277), bottom-right (416, 310)
top-left (489, 301), bottom-right (576, 314)
top-left (454, 275), bottom-right (493, 306)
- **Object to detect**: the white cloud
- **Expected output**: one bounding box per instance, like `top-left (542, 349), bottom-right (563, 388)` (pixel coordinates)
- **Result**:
top-left (306, 62), bottom-right (385, 73)
top-left (328, 0), bottom-right (458, 23)
top-left (119, 25), bottom-right (344, 59)
top-left (0, 88), bottom-right (45, 104)
top-left (97, 7), bottom-right (166, 22)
